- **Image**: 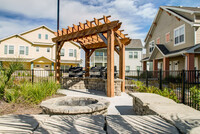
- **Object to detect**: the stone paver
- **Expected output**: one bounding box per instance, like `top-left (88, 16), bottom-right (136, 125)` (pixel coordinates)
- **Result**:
top-left (34, 115), bottom-right (106, 134)
top-left (106, 115), bottom-right (179, 134)
top-left (58, 89), bottom-right (134, 115)
top-left (0, 114), bottom-right (48, 133)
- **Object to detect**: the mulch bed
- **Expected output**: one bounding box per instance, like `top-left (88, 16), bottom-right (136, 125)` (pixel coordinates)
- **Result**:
top-left (0, 93), bottom-right (65, 116)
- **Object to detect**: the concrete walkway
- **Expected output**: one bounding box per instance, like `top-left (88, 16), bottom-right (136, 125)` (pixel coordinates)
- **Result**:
top-left (58, 89), bottom-right (135, 115)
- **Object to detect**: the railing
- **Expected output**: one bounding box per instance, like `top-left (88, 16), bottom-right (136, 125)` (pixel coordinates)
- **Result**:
top-left (11, 69), bottom-right (56, 84)
top-left (124, 69), bottom-right (200, 110)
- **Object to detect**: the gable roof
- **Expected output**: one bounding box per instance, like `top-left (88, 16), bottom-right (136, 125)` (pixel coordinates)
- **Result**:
top-left (144, 6), bottom-right (200, 45)
top-left (20, 25), bottom-right (54, 36)
top-left (0, 34), bottom-right (33, 44)
top-left (126, 39), bottom-right (143, 49)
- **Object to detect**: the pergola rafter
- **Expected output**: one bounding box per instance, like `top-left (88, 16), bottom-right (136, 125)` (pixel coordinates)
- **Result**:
top-left (52, 15), bottom-right (131, 97)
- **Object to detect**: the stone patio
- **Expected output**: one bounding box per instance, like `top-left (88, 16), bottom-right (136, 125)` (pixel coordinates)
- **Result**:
top-left (0, 114), bottom-right (179, 134)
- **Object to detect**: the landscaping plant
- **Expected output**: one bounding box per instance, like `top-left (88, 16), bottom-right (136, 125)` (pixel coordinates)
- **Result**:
top-left (190, 86), bottom-right (200, 108)
top-left (5, 81), bottom-right (60, 104)
top-left (0, 61), bottom-right (23, 99)
top-left (132, 80), bottom-right (179, 102)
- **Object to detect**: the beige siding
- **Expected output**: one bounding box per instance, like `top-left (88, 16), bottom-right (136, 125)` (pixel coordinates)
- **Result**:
top-left (0, 26), bottom-right (81, 69)
top-left (21, 27), bottom-right (55, 44)
top-left (154, 51), bottom-right (164, 59)
top-left (145, 10), bottom-right (194, 57)
top-left (196, 27), bottom-right (200, 44)
top-left (169, 56), bottom-right (185, 70)
top-left (0, 37), bottom-right (32, 58)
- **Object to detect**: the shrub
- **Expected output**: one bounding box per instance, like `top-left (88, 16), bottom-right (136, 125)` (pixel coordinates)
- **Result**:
top-left (132, 80), bottom-right (179, 102)
top-left (190, 86), bottom-right (200, 108)
top-left (5, 81), bottom-right (60, 104)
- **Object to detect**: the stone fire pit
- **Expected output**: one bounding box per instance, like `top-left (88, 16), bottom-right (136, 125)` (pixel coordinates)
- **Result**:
top-left (40, 96), bottom-right (110, 115)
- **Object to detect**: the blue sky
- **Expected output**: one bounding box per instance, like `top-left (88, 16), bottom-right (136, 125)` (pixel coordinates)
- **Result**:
top-left (0, 0), bottom-right (200, 42)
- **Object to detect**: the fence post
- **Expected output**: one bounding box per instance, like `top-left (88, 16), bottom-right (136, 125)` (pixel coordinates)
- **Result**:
top-left (146, 70), bottom-right (148, 87)
top-left (182, 69), bottom-right (186, 104)
top-left (159, 69), bottom-right (162, 90)
top-left (31, 69), bottom-right (34, 84)
top-left (137, 70), bottom-right (140, 81)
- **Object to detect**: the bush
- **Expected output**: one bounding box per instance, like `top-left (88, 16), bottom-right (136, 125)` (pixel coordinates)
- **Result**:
top-left (132, 80), bottom-right (179, 102)
top-left (5, 81), bottom-right (60, 104)
top-left (190, 86), bottom-right (200, 108)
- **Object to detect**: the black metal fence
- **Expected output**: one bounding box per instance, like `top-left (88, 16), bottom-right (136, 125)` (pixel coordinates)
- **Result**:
top-left (123, 69), bottom-right (200, 110)
top-left (9, 70), bottom-right (56, 84)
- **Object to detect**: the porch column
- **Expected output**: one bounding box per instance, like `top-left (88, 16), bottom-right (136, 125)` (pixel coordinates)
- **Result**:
top-left (85, 49), bottom-right (90, 77)
top-left (119, 44), bottom-right (125, 92)
top-left (107, 29), bottom-right (115, 97)
top-left (186, 53), bottom-right (195, 70)
top-left (31, 62), bottom-right (34, 70)
top-left (55, 42), bottom-right (61, 84)
top-left (153, 59), bottom-right (158, 71)
top-left (186, 53), bottom-right (195, 82)
top-left (143, 61), bottom-right (147, 71)
top-left (163, 57), bottom-right (169, 78)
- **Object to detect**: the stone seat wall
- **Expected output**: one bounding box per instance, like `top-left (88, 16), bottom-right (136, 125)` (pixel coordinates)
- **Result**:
top-left (62, 77), bottom-right (122, 96)
top-left (129, 93), bottom-right (200, 134)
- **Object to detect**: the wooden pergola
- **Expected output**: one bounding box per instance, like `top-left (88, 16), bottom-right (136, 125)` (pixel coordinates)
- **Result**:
top-left (52, 15), bottom-right (131, 97)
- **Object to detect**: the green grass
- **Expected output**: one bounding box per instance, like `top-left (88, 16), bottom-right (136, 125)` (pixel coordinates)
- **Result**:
top-left (5, 81), bottom-right (60, 104)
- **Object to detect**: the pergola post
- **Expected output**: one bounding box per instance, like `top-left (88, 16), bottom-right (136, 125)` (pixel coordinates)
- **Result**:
top-left (85, 49), bottom-right (90, 77)
top-left (119, 44), bottom-right (125, 92)
top-left (107, 29), bottom-right (115, 97)
top-left (55, 42), bottom-right (61, 84)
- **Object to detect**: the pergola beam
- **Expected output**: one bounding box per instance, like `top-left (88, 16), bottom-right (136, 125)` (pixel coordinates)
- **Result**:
top-left (53, 21), bottom-right (121, 42)
top-left (53, 15), bottom-right (131, 97)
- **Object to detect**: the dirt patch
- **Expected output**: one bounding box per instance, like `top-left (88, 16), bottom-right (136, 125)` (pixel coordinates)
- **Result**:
top-left (0, 93), bottom-right (66, 116)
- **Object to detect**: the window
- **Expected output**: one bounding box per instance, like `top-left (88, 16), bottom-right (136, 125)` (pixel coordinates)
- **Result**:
top-left (134, 52), bottom-right (138, 59)
top-left (69, 49), bottom-right (73, 57)
top-left (38, 34), bottom-right (41, 39)
top-left (4, 45), bottom-right (7, 54)
top-left (156, 37), bottom-right (160, 44)
top-left (61, 49), bottom-right (65, 56)
top-left (36, 47), bottom-right (39, 52)
top-left (9, 45), bottom-right (14, 54)
top-left (74, 49), bottom-right (77, 57)
top-left (47, 47), bottom-right (50, 52)
top-left (100, 52), bottom-right (103, 56)
top-left (126, 66), bottom-right (130, 71)
top-left (95, 52), bottom-right (99, 56)
top-left (174, 25), bottom-right (185, 45)
top-left (165, 32), bottom-right (170, 43)
top-left (19, 46), bottom-right (25, 55)
top-left (26, 46), bottom-right (29, 55)
top-left (129, 52), bottom-right (133, 58)
top-left (149, 40), bottom-right (155, 53)
top-left (45, 34), bottom-right (48, 40)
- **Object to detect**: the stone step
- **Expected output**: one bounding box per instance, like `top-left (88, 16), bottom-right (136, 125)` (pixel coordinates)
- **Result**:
top-left (106, 115), bottom-right (179, 134)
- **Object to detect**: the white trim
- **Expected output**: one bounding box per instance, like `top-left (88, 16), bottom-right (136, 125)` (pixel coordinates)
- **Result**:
top-left (174, 24), bottom-right (185, 46)
top-left (149, 40), bottom-right (155, 54)
top-left (29, 56), bottom-right (55, 62)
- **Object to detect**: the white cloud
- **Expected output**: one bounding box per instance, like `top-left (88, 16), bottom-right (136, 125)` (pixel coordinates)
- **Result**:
top-left (0, 0), bottom-right (157, 45)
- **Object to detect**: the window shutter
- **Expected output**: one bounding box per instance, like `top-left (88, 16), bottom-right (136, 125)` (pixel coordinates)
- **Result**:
top-left (26, 46), bottom-right (29, 55)
top-left (74, 49), bottom-right (77, 57)
top-left (4, 45), bottom-right (7, 54)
